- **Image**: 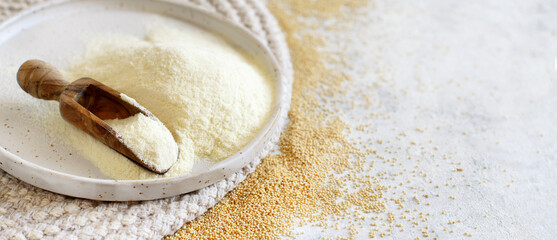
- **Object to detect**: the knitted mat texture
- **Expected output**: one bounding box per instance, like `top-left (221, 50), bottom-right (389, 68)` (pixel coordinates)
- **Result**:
top-left (0, 0), bottom-right (292, 239)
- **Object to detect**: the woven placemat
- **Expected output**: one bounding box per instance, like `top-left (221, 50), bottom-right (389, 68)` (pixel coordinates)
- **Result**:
top-left (0, 0), bottom-right (292, 239)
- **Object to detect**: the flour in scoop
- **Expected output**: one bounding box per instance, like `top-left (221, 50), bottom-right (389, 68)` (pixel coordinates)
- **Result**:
top-left (104, 104), bottom-right (179, 173)
top-left (46, 22), bottom-right (275, 180)
top-left (108, 93), bottom-right (178, 172)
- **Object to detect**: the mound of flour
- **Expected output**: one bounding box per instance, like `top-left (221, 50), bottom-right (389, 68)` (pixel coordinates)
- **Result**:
top-left (51, 23), bottom-right (275, 180)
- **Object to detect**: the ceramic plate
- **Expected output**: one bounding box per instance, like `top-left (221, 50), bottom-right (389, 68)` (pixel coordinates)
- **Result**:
top-left (0, 0), bottom-right (288, 201)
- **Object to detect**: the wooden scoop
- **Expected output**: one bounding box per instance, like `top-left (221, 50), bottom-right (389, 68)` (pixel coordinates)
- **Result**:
top-left (16, 59), bottom-right (176, 174)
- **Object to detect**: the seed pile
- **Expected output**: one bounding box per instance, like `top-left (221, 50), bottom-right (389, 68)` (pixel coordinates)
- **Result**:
top-left (167, 1), bottom-right (378, 239)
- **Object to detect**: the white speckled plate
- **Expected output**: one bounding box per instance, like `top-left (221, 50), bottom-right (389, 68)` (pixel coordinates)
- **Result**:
top-left (0, 0), bottom-right (288, 201)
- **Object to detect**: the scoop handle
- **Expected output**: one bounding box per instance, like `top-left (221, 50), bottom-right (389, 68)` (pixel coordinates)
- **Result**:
top-left (17, 59), bottom-right (69, 101)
